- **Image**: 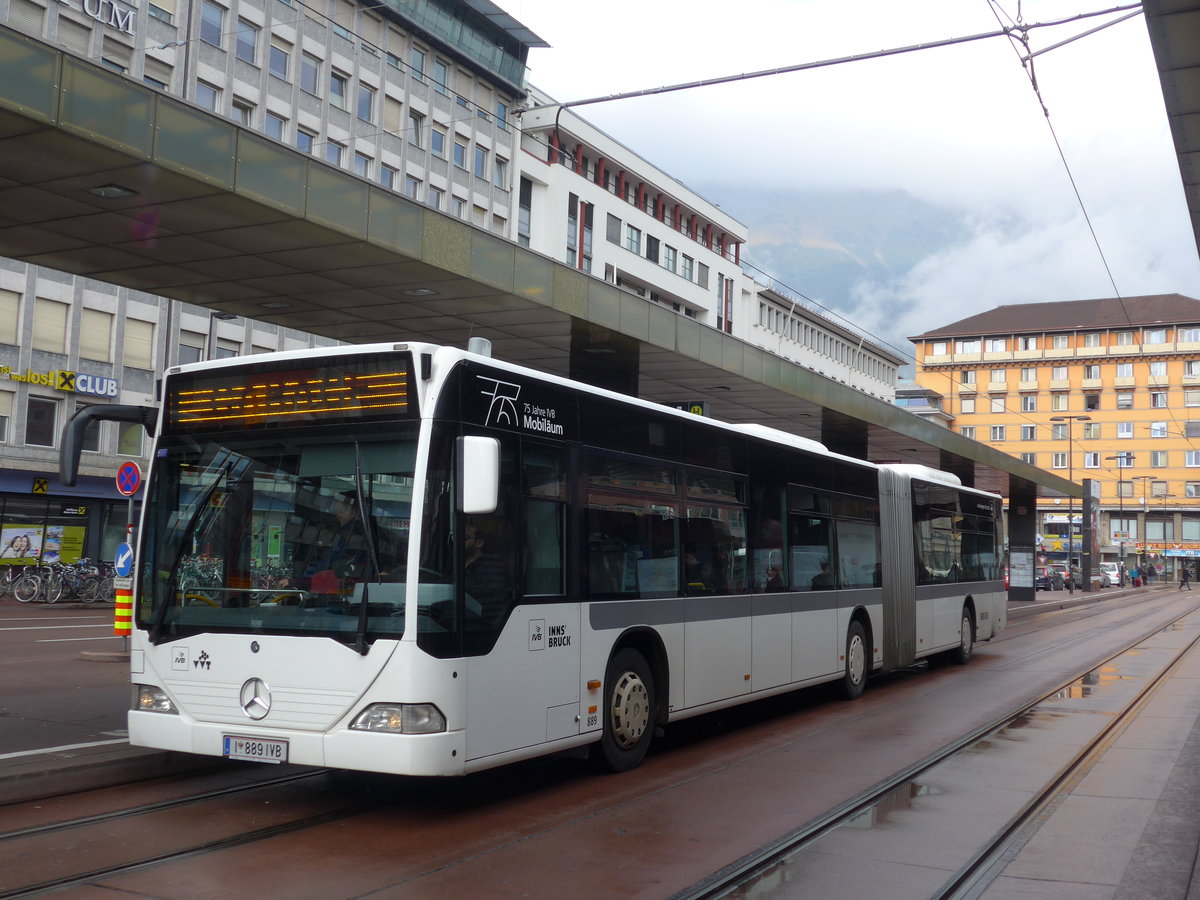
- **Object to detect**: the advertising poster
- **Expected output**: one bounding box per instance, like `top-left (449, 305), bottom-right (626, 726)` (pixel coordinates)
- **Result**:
top-left (0, 525), bottom-right (45, 562)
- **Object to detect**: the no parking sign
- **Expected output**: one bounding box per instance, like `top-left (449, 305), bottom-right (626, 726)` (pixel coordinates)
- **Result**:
top-left (115, 461), bottom-right (141, 496)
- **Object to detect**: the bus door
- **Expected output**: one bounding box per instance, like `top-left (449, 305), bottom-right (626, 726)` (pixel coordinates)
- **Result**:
top-left (463, 437), bottom-right (580, 761)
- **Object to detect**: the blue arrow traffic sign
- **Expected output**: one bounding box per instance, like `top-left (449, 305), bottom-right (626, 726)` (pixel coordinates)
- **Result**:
top-left (114, 542), bottom-right (134, 577)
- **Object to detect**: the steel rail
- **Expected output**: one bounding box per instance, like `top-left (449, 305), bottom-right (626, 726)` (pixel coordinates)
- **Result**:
top-left (675, 603), bottom-right (1200, 899)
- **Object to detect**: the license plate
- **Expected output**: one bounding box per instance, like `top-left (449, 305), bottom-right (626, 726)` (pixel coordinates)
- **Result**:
top-left (223, 735), bottom-right (288, 764)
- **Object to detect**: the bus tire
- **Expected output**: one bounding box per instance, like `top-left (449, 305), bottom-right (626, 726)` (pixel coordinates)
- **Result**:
top-left (945, 608), bottom-right (974, 666)
top-left (592, 647), bottom-right (655, 773)
top-left (843, 620), bottom-right (868, 700)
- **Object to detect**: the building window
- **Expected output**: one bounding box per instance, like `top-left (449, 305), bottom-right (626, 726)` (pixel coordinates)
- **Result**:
top-left (329, 71), bottom-right (348, 110)
top-left (1051, 423), bottom-right (1067, 441)
top-left (1083, 364), bottom-right (1100, 379)
top-left (1018, 337), bottom-right (1037, 350)
top-left (960, 426), bottom-right (975, 439)
top-left (1146, 329), bottom-right (1167, 344)
top-left (663, 245), bottom-right (677, 273)
top-left (453, 196), bottom-right (467, 219)
top-left (1116, 362), bottom-right (1133, 378)
top-left (681, 256), bottom-right (693, 281)
top-left (269, 38), bottom-right (290, 80)
top-left (124, 319), bottom-right (154, 369)
top-left (1114, 453), bottom-right (1134, 468)
top-left (453, 140), bottom-right (467, 169)
top-left (433, 58), bottom-right (449, 94)
top-left (1051, 452), bottom-right (1067, 469)
top-left (493, 157), bottom-right (508, 189)
top-left (1084, 452), bottom-right (1099, 468)
top-left (33, 298), bottom-right (68, 353)
top-left (325, 141), bottom-right (343, 166)
top-left (1116, 331), bottom-right (1133, 345)
top-left (195, 81), bottom-right (219, 112)
top-left (265, 112), bottom-right (286, 141)
top-left (410, 47), bottom-right (425, 82)
top-left (117, 421), bottom-right (144, 456)
top-left (1085, 393), bottom-right (1100, 411)
top-left (77, 308), bottom-right (113, 362)
top-left (990, 396), bottom-right (1005, 413)
top-left (431, 127), bottom-right (446, 157)
top-left (1050, 366), bottom-right (1067, 381)
top-left (428, 186), bottom-right (443, 210)
top-left (1020, 452), bottom-right (1036, 465)
top-left (380, 164), bottom-right (397, 190)
top-left (353, 152), bottom-right (371, 177)
top-left (1021, 395), bottom-right (1036, 412)
top-left (1020, 367), bottom-right (1036, 381)
top-left (296, 129), bottom-right (315, 154)
top-left (300, 53), bottom-right (320, 95)
top-left (1020, 425), bottom-right (1035, 440)
top-left (955, 339), bottom-right (981, 353)
top-left (356, 83), bottom-right (374, 121)
top-left (408, 111), bottom-right (423, 147)
top-left (200, 0), bottom-right (224, 47)
top-left (625, 225), bottom-right (641, 255)
top-left (1152, 450), bottom-right (1169, 468)
top-left (232, 98), bottom-right (253, 126)
top-left (26, 397), bottom-right (57, 447)
top-left (986, 339), bottom-right (1006, 351)
top-left (990, 369), bottom-right (1005, 383)
top-left (1180, 328), bottom-right (1200, 342)
top-left (1116, 392), bottom-right (1133, 409)
top-left (1150, 360), bottom-right (1167, 377)
top-left (1151, 421), bottom-right (1168, 438)
top-left (1151, 392), bottom-right (1168, 408)
top-left (1189, 451), bottom-right (1200, 468)
top-left (1118, 422), bottom-right (1133, 438)
top-left (473, 145), bottom-right (487, 178)
top-left (931, 341), bottom-right (947, 355)
top-left (990, 425), bottom-right (1006, 441)
top-left (1188, 483), bottom-right (1200, 498)
top-left (496, 101), bottom-right (508, 129)
top-left (961, 370), bottom-right (976, 384)
top-left (235, 18), bottom-right (258, 63)
top-left (1051, 334), bottom-right (1069, 349)
top-left (1083, 333), bottom-right (1101, 347)
top-left (404, 175), bottom-right (421, 199)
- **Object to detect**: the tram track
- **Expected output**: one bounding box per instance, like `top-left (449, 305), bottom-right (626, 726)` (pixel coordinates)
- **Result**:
top-left (0, 768), bottom-right (384, 899)
top-left (677, 603), bottom-right (1200, 900)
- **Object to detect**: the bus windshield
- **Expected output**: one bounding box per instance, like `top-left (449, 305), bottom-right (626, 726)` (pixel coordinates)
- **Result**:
top-left (138, 426), bottom-right (420, 644)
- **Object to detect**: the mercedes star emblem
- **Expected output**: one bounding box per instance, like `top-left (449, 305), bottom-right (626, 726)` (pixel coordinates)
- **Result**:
top-left (239, 677), bottom-right (272, 720)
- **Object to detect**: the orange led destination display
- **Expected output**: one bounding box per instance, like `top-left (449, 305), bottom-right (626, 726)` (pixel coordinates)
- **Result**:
top-left (166, 357), bottom-right (412, 430)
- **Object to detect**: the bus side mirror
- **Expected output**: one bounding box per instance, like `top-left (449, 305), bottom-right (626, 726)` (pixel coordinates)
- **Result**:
top-left (458, 436), bottom-right (499, 515)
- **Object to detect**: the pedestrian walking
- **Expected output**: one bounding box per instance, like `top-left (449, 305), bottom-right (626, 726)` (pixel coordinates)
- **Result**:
top-left (1181, 567), bottom-right (1192, 591)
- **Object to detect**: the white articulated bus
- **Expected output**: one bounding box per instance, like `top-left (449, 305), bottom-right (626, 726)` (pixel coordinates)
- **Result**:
top-left (67, 341), bottom-right (1005, 775)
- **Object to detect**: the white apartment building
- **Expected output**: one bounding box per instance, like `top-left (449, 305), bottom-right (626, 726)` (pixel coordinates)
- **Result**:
top-left (515, 92), bottom-right (901, 399)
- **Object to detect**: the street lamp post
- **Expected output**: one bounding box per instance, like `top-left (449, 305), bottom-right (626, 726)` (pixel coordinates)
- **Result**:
top-left (1128, 475), bottom-right (1154, 582)
top-left (1106, 453), bottom-right (1135, 586)
top-left (1051, 414), bottom-right (1091, 593)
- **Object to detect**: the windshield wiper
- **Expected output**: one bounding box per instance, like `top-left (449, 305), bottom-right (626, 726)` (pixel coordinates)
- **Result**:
top-left (149, 451), bottom-right (249, 644)
top-left (352, 441), bottom-right (382, 656)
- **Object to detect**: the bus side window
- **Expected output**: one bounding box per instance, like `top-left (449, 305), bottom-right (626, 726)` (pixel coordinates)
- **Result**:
top-left (788, 514), bottom-right (834, 591)
top-left (524, 500), bottom-right (563, 595)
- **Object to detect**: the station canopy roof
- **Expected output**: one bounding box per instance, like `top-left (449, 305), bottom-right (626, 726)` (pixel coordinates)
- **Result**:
top-left (0, 27), bottom-right (1086, 501)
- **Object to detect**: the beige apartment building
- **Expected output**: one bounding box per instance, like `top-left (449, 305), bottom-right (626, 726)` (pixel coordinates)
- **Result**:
top-left (910, 294), bottom-right (1200, 579)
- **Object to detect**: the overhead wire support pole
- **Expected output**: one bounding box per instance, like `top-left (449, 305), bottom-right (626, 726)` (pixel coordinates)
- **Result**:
top-left (522, 3), bottom-right (1144, 112)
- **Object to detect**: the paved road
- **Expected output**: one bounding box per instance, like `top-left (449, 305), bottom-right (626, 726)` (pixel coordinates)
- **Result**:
top-left (0, 604), bottom-right (128, 756)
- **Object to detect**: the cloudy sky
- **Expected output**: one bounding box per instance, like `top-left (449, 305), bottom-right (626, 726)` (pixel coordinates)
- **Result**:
top-left (506, 0), bottom-right (1200, 357)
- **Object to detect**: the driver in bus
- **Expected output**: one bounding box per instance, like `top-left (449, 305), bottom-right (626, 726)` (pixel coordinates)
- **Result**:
top-left (463, 520), bottom-right (508, 623)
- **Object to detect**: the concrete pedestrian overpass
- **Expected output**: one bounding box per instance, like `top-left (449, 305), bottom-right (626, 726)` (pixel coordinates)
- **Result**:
top-left (0, 24), bottom-right (1107, 598)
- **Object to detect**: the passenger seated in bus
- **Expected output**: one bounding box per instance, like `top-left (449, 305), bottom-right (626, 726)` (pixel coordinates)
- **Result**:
top-left (811, 562), bottom-right (835, 590)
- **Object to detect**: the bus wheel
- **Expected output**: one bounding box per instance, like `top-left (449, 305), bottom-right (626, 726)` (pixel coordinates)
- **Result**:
top-left (945, 609), bottom-right (974, 666)
top-left (592, 648), bottom-right (655, 773)
top-left (843, 621), bottom-right (868, 700)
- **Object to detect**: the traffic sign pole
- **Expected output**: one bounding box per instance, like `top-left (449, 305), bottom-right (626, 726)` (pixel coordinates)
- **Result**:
top-left (113, 462), bottom-right (142, 652)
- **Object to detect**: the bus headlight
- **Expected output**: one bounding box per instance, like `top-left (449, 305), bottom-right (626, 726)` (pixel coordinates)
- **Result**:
top-left (134, 684), bottom-right (178, 714)
top-left (350, 703), bottom-right (446, 734)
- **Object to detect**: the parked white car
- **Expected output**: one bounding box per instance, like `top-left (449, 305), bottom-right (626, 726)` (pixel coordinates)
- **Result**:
top-left (1099, 562), bottom-right (1120, 587)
